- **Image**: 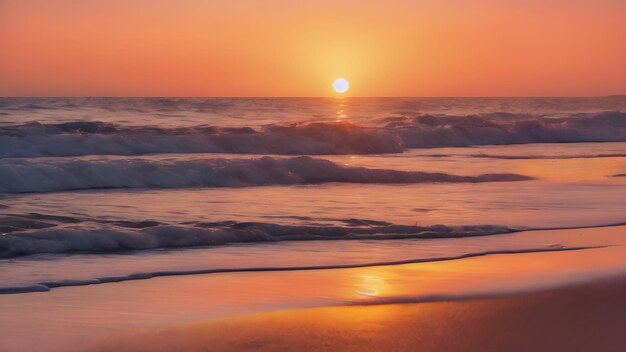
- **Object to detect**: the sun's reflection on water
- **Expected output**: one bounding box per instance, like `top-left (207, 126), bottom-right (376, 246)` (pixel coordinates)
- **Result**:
top-left (335, 97), bottom-right (348, 122)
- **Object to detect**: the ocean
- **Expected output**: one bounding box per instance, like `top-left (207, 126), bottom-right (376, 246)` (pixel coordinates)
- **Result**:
top-left (1, 96), bottom-right (626, 293)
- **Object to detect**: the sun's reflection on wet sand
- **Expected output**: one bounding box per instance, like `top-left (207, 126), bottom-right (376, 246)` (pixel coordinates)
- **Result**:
top-left (355, 273), bottom-right (386, 297)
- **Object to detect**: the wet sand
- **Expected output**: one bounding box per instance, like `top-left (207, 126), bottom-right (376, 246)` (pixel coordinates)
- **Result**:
top-left (96, 276), bottom-right (626, 352)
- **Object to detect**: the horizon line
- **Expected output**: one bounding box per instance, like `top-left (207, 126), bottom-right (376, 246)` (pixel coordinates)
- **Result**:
top-left (1, 94), bottom-right (625, 99)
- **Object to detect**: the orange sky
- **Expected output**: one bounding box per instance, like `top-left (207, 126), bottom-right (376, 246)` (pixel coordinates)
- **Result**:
top-left (1, 0), bottom-right (625, 97)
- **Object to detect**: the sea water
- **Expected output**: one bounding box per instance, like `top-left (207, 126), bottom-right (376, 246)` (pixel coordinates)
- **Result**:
top-left (1, 97), bottom-right (625, 292)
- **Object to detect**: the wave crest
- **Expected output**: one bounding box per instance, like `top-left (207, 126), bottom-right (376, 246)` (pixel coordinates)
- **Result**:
top-left (0, 156), bottom-right (531, 193)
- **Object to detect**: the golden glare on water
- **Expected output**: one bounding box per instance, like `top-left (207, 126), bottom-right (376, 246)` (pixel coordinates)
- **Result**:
top-left (333, 78), bottom-right (349, 93)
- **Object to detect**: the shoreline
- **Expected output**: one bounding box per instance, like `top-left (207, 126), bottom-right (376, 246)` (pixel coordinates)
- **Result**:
top-left (0, 244), bottom-right (602, 295)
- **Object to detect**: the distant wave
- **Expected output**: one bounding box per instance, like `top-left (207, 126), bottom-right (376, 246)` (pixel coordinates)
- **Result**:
top-left (0, 156), bottom-right (531, 193)
top-left (395, 111), bottom-right (626, 149)
top-left (0, 245), bottom-right (598, 294)
top-left (0, 213), bottom-right (517, 258)
top-left (1, 111), bottom-right (625, 157)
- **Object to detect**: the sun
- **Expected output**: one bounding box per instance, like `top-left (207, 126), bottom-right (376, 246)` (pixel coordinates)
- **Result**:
top-left (333, 78), bottom-right (349, 93)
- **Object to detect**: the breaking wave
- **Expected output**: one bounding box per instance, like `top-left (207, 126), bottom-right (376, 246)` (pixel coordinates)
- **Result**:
top-left (0, 156), bottom-right (531, 193)
top-left (1, 111), bottom-right (625, 157)
top-left (0, 213), bottom-right (517, 258)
